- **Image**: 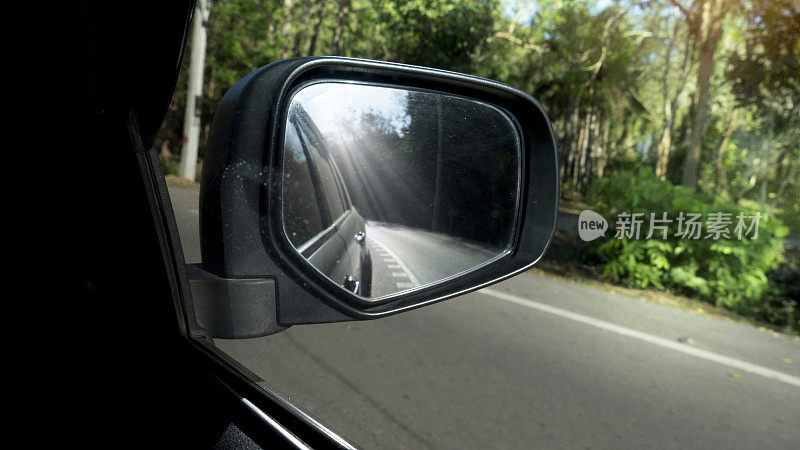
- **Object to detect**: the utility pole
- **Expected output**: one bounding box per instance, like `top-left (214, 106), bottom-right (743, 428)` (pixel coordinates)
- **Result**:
top-left (179, 0), bottom-right (211, 181)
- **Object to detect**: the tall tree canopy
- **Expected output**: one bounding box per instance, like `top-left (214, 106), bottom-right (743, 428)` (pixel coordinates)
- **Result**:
top-left (157, 0), bottom-right (799, 236)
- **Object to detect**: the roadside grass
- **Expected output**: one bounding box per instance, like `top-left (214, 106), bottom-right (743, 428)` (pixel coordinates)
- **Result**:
top-left (164, 174), bottom-right (200, 189)
top-left (531, 230), bottom-right (800, 337)
top-left (159, 149), bottom-right (203, 183)
top-left (557, 199), bottom-right (593, 215)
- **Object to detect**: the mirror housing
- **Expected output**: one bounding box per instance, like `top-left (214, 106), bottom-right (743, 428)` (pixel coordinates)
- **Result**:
top-left (195, 57), bottom-right (558, 338)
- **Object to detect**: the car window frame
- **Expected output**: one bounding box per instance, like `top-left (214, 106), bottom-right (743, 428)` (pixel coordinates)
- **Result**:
top-left (294, 112), bottom-right (352, 218)
top-left (284, 120), bottom-right (329, 247)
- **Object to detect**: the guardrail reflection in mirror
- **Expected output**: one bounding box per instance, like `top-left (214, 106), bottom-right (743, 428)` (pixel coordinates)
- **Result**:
top-left (281, 82), bottom-right (522, 299)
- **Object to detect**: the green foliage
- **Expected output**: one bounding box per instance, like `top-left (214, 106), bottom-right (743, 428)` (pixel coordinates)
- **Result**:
top-left (373, 0), bottom-right (500, 73)
top-left (153, 0), bottom-right (800, 328)
top-left (587, 168), bottom-right (794, 329)
top-left (727, 0), bottom-right (800, 135)
top-left (767, 248), bottom-right (800, 331)
top-left (159, 151), bottom-right (181, 176)
top-left (157, 0), bottom-right (502, 157)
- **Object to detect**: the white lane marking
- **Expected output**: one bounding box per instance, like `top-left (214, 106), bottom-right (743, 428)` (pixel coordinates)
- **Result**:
top-left (480, 289), bottom-right (800, 388)
top-left (391, 272), bottom-right (408, 278)
top-left (369, 236), bottom-right (422, 286)
top-left (387, 264), bottom-right (402, 269)
top-left (396, 282), bottom-right (414, 288)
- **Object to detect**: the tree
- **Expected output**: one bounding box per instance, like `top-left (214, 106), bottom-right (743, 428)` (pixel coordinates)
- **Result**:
top-left (528, 1), bottom-right (653, 194)
top-left (653, 16), bottom-right (693, 179)
top-left (727, 0), bottom-right (800, 212)
top-left (371, 0), bottom-right (500, 73)
top-left (661, 0), bottom-right (732, 189)
top-left (330, 0), bottom-right (352, 55)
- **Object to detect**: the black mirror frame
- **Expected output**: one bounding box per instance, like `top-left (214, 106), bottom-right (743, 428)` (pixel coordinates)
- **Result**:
top-left (199, 56), bottom-right (558, 331)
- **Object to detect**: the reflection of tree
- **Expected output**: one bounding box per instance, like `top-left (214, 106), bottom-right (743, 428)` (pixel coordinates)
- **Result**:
top-left (327, 103), bottom-right (424, 226)
top-left (320, 89), bottom-right (519, 249)
top-left (402, 91), bottom-right (519, 248)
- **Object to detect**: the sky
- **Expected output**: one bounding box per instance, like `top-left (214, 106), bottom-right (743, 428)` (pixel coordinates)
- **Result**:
top-left (292, 82), bottom-right (411, 141)
top-left (502, 0), bottom-right (615, 23)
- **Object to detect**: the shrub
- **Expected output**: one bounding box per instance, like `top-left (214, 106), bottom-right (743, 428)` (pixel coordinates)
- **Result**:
top-left (586, 168), bottom-right (793, 329)
top-left (766, 248), bottom-right (800, 331)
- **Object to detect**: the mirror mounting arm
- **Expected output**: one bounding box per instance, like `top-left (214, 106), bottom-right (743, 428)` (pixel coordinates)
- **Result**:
top-left (186, 264), bottom-right (286, 339)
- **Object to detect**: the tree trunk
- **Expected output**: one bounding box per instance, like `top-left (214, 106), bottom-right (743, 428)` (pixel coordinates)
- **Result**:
top-left (580, 110), bottom-right (597, 192)
top-left (307, 2), bottom-right (325, 55)
top-left (770, 156), bottom-right (798, 215)
top-left (655, 21), bottom-right (677, 179)
top-left (290, 0), bottom-right (307, 55)
top-left (758, 140), bottom-right (769, 212)
top-left (279, 0), bottom-right (294, 59)
top-left (714, 111), bottom-right (735, 192)
top-left (614, 116), bottom-right (630, 154)
top-left (563, 103), bottom-right (580, 185)
top-left (330, 0), bottom-right (351, 56)
top-left (680, 0), bottom-right (724, 189)
top-left (655, 126), bottom-right (673, 179)
top-left (595, 114), bottom-right (610, 179)
top-left (572, 111), bottom-right (587, 188)
top-left (560, 94), bottom-right (578, 179)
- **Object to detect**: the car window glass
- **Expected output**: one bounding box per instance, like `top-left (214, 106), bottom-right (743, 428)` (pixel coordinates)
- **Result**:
top-left (156, 1), bottom-right (800, 448)
top-left (296, 120), bottom-right (347, 221)
top-left (283, 124), bottom-right (325, 247)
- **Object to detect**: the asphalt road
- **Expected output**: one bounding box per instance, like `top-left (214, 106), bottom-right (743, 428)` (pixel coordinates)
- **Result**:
top-left (169, 185), bottom-right (800, 449)
top-left (365, 222), bottom-right (500, 297)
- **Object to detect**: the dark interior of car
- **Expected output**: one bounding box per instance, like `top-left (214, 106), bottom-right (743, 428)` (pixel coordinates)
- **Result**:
top-left (45, 2), bottom-right (347, 447)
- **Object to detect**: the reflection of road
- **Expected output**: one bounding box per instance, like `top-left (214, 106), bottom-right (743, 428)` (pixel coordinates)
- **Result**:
top-left (365, 221), bottom-right (500, 297)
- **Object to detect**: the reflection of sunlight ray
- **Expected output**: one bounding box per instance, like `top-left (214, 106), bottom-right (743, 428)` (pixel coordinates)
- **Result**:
top-left (291, 81), bottom-right (520, 251)
top-left (295, 84), bottom-right (425, 227)
top-left (324, 115), bottom-right (423, 225)
top-left (300, 83), bottom-right (411, 139)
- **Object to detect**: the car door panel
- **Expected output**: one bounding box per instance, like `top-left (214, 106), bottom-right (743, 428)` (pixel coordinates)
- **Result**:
top-left (306, 225), bottom-right (352, 286)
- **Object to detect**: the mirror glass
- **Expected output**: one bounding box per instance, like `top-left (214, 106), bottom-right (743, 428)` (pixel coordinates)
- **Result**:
top-left (281, 82), bottom-right (521, 299)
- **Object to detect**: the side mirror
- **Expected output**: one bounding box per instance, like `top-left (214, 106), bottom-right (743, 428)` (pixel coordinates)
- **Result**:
top-left (193, 57), bottom-right (558, 338)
